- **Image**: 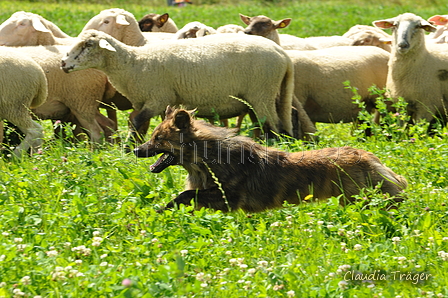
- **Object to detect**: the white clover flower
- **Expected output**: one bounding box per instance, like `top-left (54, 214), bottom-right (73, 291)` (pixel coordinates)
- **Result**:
top-left (100, 254), bottom-right (108, 259)
top-left (257, 260), bottom-right (268, 267)
top-left (0, 255), bottom-right (5, 262)
top-left (2, 232), bottom-right (9, 236)
top-left (20, 276), bottom-right (31, 285)
top-left (239, 264), bottom-right (248, 269)
top-left (247, 268), bottom-right (256, 275)
top-left (367, 283), bottom-right (375, 288)
top-left (14, 238), bottom-right (23, 243)
top-left (46, 250), bottom-right (58, 257)
top-left (75, 259), bottom-right (83, 265)
top-left (140, 230), bottom-right (147, 236)
top-left (92, 231), bottom-right (101, 237)
top-left (287, 290), bottom-right (295, 297)
top-left (180, 250), bottom-right (188, 256)
top-left (392, 237), bottom-right (401, 243)
top-left (99, 262), bottom-right (108, 267)
top-left (270, 221), bottom-right (281, 227)
top-left (396, 256), bottom-right (407, 263)
top-left (225, 251), bottom-right (232, 256)
top-left (353, 244), bottom-right (362, 251)
top-left (338, 264), bottom-right (351, 272)
top-left (16, 244), bottom-right (27, 252)
top-left (196, 272), bottom-right (205, 281)
top-left (12, 288), bottom-right (25, 296)
top-left (0, 282), bottom-right (6, 287)
top-left (72, 245), bottom-right (92, 256)
top-left (438, 251), bottom-right (448, 261)
top-left (151, 238), bottom-right (158, 244)
top-left (317, 221), bottom-right (324, 225)
top-left (200, 282), bottom-right (208, 288)
top-left (338, 280), bottom-right (349, 289)
top-left (229, 258), bottom-right (238, 265)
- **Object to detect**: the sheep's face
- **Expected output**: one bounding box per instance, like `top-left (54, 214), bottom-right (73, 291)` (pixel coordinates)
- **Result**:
top-left (61, 35), bottom-right (114, 73)
top-left (83, 10), bottom-right (131, 42)
top-left (373, 13), bottom-right (436, 54)
top-left (0, 12), bottom-right (50, 46)
top-left (239, 14), bottom-right (291, 38)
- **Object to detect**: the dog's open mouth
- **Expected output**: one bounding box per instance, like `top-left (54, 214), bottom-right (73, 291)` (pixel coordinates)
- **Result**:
top-left (150, 153), bottom-right (175, 173)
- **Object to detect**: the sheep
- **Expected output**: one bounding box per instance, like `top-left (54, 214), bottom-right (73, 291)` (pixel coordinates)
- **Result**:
top-left (373, 13), bottom-right (448, 131)
top-left (11, 45), bottom-right (115, 143)
top-left (138, 13), bottom-right (178, 33)
top-left (285, 46), bottom-right (390, 125)
top-left (0, 48), bottom-right (47, 157)
top-left (239, 14), bottom-right (353, 50)
top-left (427, 15), bottom-right (448, 44)
top-left (342, 24), bottom-right (392, 52)
top-left (82, 8), bottom-right (175, 47)
top-left (216, 24), bottom-right (245, 34)
top-left (174, 21), bottom-right (217, 39)
top-left (0, 11), bottom-right (75, 46)
top-left (61, 30), bottom-right (298, 142)
top-left (0, 11), bottom-right (117, 141)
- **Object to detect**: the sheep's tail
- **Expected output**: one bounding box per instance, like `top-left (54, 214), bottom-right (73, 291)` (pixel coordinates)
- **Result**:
top-left (30, 76), bottom-right (48, 109)
top-left (278, 56), bottom-right (295, 136)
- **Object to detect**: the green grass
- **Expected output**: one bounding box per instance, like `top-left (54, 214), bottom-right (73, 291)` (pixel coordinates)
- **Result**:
top-left (0, 1), bottom-right (448, 297)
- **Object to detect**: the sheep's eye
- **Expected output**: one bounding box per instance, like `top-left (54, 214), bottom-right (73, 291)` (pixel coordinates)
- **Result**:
top-left (103, 20), bottom-right (110, 24)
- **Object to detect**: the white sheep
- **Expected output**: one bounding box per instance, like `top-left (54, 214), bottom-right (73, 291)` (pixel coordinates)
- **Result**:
top-left (0, 48), bottom-right (47, 157)
top-left (12, 45), bottom-right (115, 143)
top-left (0, 11), bottom-right (75, 46)
top-left (174, 21), bottom-right (217, 39)
top-left (239, 14), bottom-right (353, 50)
top-left (216, 24), bottom-right (245, 34)
top-left (373, 13), bottom-right (448, 130)
top-left (82, 8), bottom-right (175, 47)
top-left (138, 13), bottom-right (178, 33)
top-left (427, 15), bottom-right (448, 44)
top-left (0, 11), bottom-right (118, 140)
top-left (286, 46), bottom-right (390, 124)
top-left (342, 24), bottom-right (392, 52)
top-left (61, 30), bottom-right (297, 140)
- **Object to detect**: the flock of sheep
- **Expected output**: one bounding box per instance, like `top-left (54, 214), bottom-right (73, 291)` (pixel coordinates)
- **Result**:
top-left (0, 8), bottom-right (448, 157)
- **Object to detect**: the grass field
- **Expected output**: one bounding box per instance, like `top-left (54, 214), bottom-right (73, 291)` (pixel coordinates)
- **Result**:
top-left (0, 1), bottom-right (448, 297)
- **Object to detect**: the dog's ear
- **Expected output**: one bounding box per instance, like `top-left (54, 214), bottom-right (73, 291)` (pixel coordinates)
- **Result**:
top-left (173, 110), bottom-right (191, 130)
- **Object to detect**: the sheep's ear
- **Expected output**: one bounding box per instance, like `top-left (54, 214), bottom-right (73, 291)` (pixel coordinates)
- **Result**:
top-left (116, 14), bottom-right (130, 26)
top-left (420, 20), bottom-right (437, 33)
top-left (99, 39), bottom-right (116, 52)
top-left (274, 18), bottom-right (291, 30)
top-left (31, 17), bottom-right (50, 33)
top-left (239, 14), bottom-right (251, 25)
top-left (159, 13), bottom-right (169, 25)
top-left (372, 19), bottom-right (395, 29)
top-left (428, 15), bottom-right (448, 26)
top-left (173, 110), bottom-right (192, 130)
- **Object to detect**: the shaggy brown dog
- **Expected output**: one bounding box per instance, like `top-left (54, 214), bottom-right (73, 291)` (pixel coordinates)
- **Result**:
top-left (135, 106), bottom-right (407, 212)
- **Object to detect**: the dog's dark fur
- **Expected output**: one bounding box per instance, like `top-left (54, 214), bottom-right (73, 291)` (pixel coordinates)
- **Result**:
top-left (135, 106), bottom-right (407, 212)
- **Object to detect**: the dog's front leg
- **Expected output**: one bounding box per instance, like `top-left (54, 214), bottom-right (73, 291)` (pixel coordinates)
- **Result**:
top-left (161, 187), bottom-right (236, 212)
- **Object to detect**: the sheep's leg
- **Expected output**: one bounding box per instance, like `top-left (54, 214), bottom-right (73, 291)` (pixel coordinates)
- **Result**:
top-left (95, 111), bottom-right (117, 143)
top-left (129, 108), bottom-right (152, 144)
top-left (70, 110), bottom-right (104, 144)
top-left (9, 116), bottom-right (43, 158)
top-left (129, 110), bottom-right (150, 140)
top-left (106, 109), bottom-right (118, 131)
top-left (0, 121), bottom-right (4, 147)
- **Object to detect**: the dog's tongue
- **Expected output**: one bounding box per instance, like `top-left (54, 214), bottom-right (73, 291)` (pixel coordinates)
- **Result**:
top-left (150, 153), bottom-right (169, 172)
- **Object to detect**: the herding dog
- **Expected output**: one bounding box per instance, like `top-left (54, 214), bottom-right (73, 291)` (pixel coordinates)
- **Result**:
top-left (134, 106), bottom-right (407, 213)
